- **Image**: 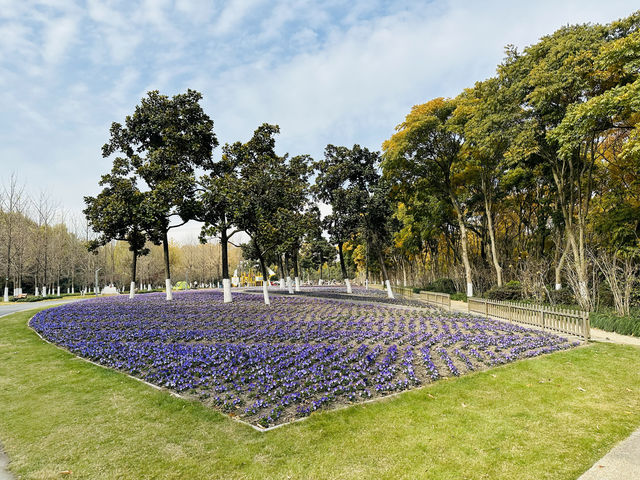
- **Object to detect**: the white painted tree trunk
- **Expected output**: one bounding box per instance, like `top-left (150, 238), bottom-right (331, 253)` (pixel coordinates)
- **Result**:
top-left (71, 285), bottom-right (74, 294)
top-left (165, 279), bottom-right (173, 300)
top-left (279, 278), bottom-right (285, 290)
top-left (467, 282), bottom-right (473, 297)
top-left (42, 286), bottom-right (47, 296)
top-left (385, 280), bottom-right (394, 299)
top-left (147, 284), bottom-right (151, 291)
top-left (345, 278), bottom-right (352, 294)
top-left (294, 276), bottom-right (300, 292)
top-left (365, 279), bottom-right (369, 290)
top-left (223, 278), bottom-right (232, 303)
top-left (286, 276), bottom-right (294, 294)
top-left (318, 279), bottom-right (323, 285)
top-left (262, 282), bottom-right (270, 305)
top-left (555, 283), bottom-right (562, 291)
top-left (129, 281), bottom-right (135, 299)
top-left (57, 286), bottom-right (60, 296)
top-left (3, 287), bottom-right (8, 302)
top-left (35, 287), bottom-right (39, 296)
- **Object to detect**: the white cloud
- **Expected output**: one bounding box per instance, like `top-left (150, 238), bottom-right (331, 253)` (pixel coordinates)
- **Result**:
top-left (2, 0), bottom-right (640, 243)
top-left (211, 0), bottom-right (266, 36)
top-left (42, 14), bottom-right (78, 64)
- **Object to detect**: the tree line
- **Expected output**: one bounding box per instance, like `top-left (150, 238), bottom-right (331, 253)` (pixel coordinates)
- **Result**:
top-left (81, 10), bottom-right (640, 312)
top-left (381, 11), bottom-right (640, 313)
top-left (85, 88), bottom-right (396, 304)
top-left (0, 173), bottom-right (245, 300)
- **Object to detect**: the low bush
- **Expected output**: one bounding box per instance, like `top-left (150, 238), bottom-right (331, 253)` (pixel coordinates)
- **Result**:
top-left (12, 295), bottom-right (64, 303)
top-left (590, 310), bottom-right (640, 337)
top-left (425, 278), bottom-right (457, 294)
top-left (450, 293), bottom-right (467, 302)
top-left (548, 287), bottom-right (575, 306)
top-left (486, 281), bottom-right (523, 301)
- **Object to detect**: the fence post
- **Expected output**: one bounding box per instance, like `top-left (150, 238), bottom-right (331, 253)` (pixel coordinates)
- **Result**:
top-left (582, 311), bottom-right (590, 341)
top-left (540, 305), bottom-right (545, 330)
top-left (485, 299), bottom-right (488, 318)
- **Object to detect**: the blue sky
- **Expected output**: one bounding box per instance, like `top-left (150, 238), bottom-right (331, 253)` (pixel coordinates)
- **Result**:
top-left (1, 0), bottom-right (639, 242)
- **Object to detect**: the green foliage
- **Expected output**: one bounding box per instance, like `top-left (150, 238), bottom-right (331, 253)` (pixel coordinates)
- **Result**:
top-left (450, 293), bottom-right (468, 302)
top-left (100, 89), bottom-right (217, 284)
top-left (425, 278), bottom-right (457, 294)
top-left (486, 281), bottom-right (523, 301)
top-left (548, 287), bottom-right (576, 306)
top-left (590, 310), bottom-right (640, 337)
top-left (314, 144), bottom-right (380, 279)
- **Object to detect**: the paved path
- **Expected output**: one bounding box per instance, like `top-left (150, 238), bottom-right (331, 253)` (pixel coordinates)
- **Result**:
top-left (0, 447), bottom-right (13, 480)
top-left (0, 297), bottom-right (91, 318)
top-left (577, 428), bottom-right (640, 479)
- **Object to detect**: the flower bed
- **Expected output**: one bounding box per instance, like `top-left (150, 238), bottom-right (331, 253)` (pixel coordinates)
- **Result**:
top-left (30, 290), bottom-right (579, 428)
top-left (250, 285), bottom-right (429, 307)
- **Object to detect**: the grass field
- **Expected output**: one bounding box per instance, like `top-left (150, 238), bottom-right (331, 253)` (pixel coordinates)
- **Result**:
top-left (1, 307), bottom-right (640, 479)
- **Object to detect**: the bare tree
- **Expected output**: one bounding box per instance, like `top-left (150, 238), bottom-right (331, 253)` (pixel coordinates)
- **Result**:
top-left (1, 173), bottom-right (27, 300)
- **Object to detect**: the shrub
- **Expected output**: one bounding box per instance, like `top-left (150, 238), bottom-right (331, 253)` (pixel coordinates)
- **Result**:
top-left (425, 278), bottom-right (457, 295)
top-left (450, 293), bottom-right (467, 302)
top-left (486, 281), bottom-right (523, 301)
top-left (548, 287), bottom-right (575, 306)
top-left (590, 310), bottom-right (640, 337)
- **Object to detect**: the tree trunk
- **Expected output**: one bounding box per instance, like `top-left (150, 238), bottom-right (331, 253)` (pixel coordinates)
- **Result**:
top-left (555, 236), bottom-right (570, 290)
top-left (163, 230), bottom-right (173, 300)
top-left (378, 249), bottom-right (394, 299)
top-left (284, 253), bottom-right (294, 294)
top-left (483, 185), bottom-right (503, 287)
top-left (255, 242), bottom-right (270, 305)
top-left (292, 249), bottom-right (301, 292)
top-left (451, 195), bottom-right (473, 297)
top-left (277, 255), bottom-right (285, 289)
top-left (221, 228), bottom-right (232, 303)
top-left (338, 242), bottom-right (352, 293)
top-left (129, 248), bottom-right (137, 299)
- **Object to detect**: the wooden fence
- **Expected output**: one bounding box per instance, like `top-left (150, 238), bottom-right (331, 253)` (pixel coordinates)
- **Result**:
top-left (390, 286), bottom-right (451, 311)
top-left (468, 297), bottom-right (590, 340)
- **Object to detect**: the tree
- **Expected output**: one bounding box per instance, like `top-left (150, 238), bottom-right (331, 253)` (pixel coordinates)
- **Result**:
top-left (197, 149), bottom-right (241, 303)
top-left (314, 144), bottom-right (378, 294)
top-left (1, 173), bottom-right (26, 301)
top-left (101, 89), bottom-right (217, 300)
top-left (363, 177), bottom-right (397, 298)
top-left (224, 124), bottom-right (281, 303)
top-left (383, 98), bottom-right (476, 296)
top-left (83, 172), bottom-right (149, 299)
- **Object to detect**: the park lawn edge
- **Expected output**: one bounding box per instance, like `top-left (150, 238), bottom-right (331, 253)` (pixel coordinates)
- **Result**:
top-left (0, 307), bottom-right (639, 479)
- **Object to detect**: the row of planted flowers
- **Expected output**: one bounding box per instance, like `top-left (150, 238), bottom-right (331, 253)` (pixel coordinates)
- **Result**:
top-left (30, 290), bottom-right (579, 427)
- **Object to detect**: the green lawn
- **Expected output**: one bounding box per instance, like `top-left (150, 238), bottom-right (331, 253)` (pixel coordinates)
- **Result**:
top-left (1, 307), bottom-right (640, 480)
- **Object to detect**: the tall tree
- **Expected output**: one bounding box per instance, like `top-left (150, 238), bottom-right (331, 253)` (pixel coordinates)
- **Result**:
top-left (383, 98), bottom-right (476, 296)
top-left (226, 124), bottom-right (284, 304)
top-left (197, 149), bottom-right (241, 303)
top-left (84, 173), bottom-right (149, 299)
top-left (314, 144), bottom-right (378, 294)
top-left (101, 89), bottom-right (217, 300)
top-left (1, 173), bottom-right (26, 301)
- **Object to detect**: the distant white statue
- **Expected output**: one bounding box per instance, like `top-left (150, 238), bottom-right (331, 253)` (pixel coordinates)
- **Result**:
top-left (101, 284), bottom-right (119, 295)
